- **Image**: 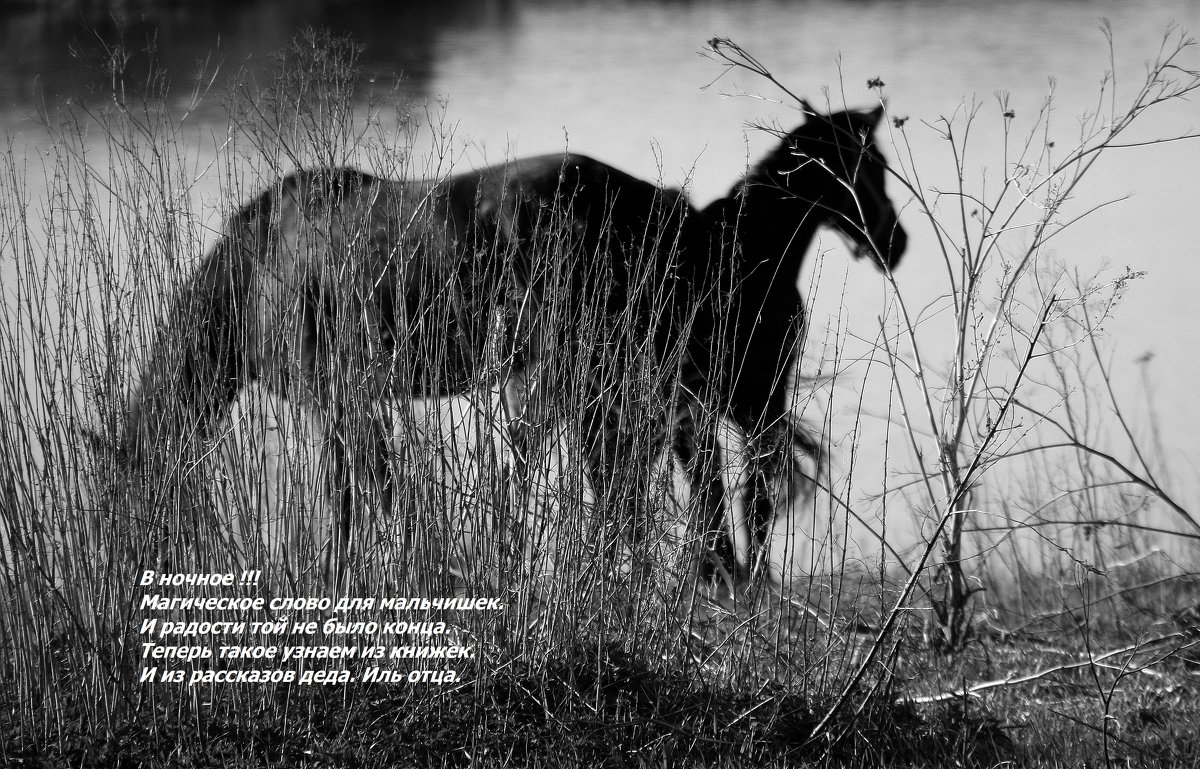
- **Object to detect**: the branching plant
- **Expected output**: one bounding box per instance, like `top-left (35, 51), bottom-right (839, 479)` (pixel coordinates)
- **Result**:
top-left (709, 22), bottom-right (1200, 745)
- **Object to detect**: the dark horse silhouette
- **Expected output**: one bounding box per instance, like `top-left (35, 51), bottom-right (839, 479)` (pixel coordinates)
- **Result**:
top-left (690, 104), bottom-right (907, 572)
top-left (703, 104), bottom-right (907, 436)
top-left (104, 103), bottom-right (905, 584)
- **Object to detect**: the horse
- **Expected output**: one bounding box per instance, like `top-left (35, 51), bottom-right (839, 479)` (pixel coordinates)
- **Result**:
top-left (690, 103), bottom-right (908, 571)
top-left (98, 101), bottom-right (905, 589)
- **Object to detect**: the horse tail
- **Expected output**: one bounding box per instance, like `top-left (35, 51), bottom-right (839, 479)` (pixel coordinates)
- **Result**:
top-left (785, 417), bottom-right (822, 474)
top-left (120, 184), bottom-right (274, 466)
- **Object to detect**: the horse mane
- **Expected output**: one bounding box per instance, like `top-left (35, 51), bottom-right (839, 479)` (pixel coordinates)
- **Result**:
top-left (736, 106), bottom-right (885, 192)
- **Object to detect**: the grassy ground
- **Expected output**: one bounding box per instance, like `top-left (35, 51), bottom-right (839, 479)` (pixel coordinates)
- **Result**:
top-left (2, 570), bottom-right (1197, 767)
top-left (3, 626), bottom-right (1195, 767)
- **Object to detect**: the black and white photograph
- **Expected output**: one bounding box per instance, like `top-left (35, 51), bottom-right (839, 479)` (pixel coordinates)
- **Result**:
top-left (1, 0), bottom-right (1198, 766)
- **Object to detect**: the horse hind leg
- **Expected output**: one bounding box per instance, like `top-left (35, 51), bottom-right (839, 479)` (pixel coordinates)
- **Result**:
top-left (492, 367), bottom-right (557, 583)
top-left (317, 401), bottom-right (396, 596)
top-left (381, 377), bottom-right (518, 599)
top-left (515, 386), bottom-right (603, 584)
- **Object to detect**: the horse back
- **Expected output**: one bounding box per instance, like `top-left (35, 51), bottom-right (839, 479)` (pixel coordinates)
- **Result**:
top-left (440, 153), bottom-right (707, 367)
top-left (159, 154), bottom-right (708, 415)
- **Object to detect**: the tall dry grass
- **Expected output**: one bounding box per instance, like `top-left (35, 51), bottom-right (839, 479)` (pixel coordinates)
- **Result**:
top-left (1, 25), bottom-right (1197, 765)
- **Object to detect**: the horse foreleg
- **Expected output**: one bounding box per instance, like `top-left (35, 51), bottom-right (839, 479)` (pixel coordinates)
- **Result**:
top-left (714, 414), bottom-right (754, 581)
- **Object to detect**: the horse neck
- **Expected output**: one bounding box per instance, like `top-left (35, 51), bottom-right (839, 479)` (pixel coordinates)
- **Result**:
top-left (705, 182), bottom-right (821, 299)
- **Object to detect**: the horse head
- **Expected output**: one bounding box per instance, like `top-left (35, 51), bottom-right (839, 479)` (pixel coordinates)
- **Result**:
top-left (757, 102), bottom-right (908, 271)
top-left (80, 392), bottom-right (217, 557)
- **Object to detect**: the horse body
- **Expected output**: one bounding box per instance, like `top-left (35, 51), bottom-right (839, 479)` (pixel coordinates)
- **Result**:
top-left (124, 155), bottom-right (699, 446)
top-left (112, 104), bottom-right (906, 585)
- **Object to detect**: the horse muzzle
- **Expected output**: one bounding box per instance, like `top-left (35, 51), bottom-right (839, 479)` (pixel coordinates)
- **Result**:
top-left (860, 218), bottom-right (907, 271)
